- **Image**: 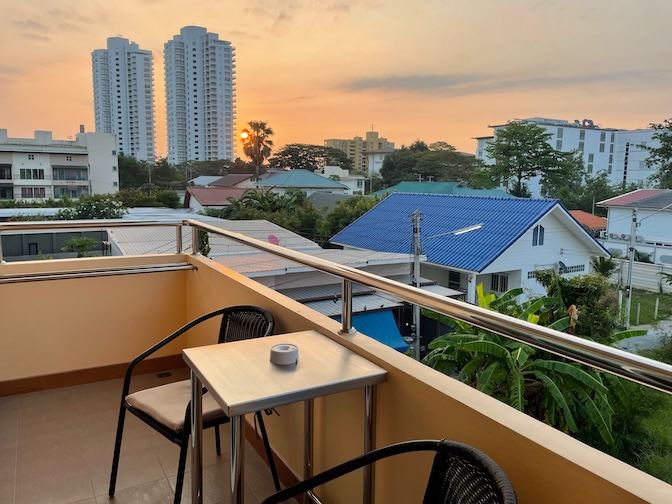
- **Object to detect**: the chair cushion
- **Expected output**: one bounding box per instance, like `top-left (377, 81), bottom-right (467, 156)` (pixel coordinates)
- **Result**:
top-left (125, 379), bottom-right (227, 432)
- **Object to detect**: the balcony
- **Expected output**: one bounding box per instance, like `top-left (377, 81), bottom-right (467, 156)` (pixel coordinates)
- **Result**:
top-left (1, 220), bottom-right (671, 504)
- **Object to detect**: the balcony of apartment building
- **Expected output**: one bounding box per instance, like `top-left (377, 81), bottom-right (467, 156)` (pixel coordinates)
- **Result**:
top-left (1, 220), bottom-right (671, 504)
top-left (52, 167), bottom-right (89, 186)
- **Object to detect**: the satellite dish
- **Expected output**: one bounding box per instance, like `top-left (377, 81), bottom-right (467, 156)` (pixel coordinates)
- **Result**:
top-left (558, 261), bottom-right (568, 274)
top-left (268, 234), bottom-right (280, 245)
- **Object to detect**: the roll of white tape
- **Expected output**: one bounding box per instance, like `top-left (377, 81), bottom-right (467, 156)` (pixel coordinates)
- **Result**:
top-left (270, 344), bottom-right (299, 366)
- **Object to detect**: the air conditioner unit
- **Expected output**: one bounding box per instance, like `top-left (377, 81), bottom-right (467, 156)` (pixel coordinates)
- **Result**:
top-left (620, 234), bottom-right (630, 240)
top-left (635, 235), bottom-right (643, 243)
top-left (609, 233), bottom-right (619, 239)
top-left (599, 230), bottom-right (607, 239)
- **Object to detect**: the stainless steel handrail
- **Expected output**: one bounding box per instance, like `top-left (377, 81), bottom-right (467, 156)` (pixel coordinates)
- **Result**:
top-left (1, 218), bottom-right (671, 395)
top-left (184, 220), bottom-right (672, 395)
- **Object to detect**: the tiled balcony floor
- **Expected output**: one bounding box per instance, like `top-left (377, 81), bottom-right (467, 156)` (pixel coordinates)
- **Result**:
top-left (0, 369), bottom-right (281, 504)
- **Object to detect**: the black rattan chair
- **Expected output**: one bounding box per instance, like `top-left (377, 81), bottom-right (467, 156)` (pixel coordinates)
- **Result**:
top-left (261, 439), bottom-right (516, 504)
top-left (109, 306), bottom-right (281, 504)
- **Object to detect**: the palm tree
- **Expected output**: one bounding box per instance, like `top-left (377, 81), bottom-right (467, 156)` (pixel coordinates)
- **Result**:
top-left (590, 256), bottom-right (619, 277)
top-left (241, 121), bottom-right (274, 180)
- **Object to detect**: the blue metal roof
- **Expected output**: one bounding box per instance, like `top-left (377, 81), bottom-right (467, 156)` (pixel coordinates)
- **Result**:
top-left (331, 193), bottom-right (559, 272)
top-left (262, 169), bottom-right (348, 189)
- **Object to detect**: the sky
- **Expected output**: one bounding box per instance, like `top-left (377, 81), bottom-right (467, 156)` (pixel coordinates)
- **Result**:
top-left (0, 0), bottom-right (670, 159)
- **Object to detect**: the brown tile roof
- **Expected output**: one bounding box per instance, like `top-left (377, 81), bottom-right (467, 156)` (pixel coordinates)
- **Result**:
top-left (210, 173), bottom-right (254, 187)
top-left (569, 210), bottom-right (607, 230)
top-left (185, 187), bottom-right (248, 206)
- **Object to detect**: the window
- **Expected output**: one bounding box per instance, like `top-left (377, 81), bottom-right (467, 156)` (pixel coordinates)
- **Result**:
top-left (564, 265), bottom-right (585, 274)
top-left (113, 181), bottom-right (118, 187)
top-left (28, 154), bottom-right (34, 160)
top-left (579, 130), bottom-right (586, 140)
top-left (356, 180), bottom-right (363, 188)
top-left (112, 150), bottom-right (117, 155)
top-left (21, 187), bottom-right (45, 198)
top-left (600, 132), bottom-right (606, 142)
top-left (599, 143), bottom-right (605, 152)
top-left (491, 274), bottom-right (509, 293)
top-left (556, 140), bottom-right (563, 150)
top-left (20, 169), bottom-right (44, 179)
top-left (66, 155), bottom-right (72, 161)
top-left (557, 127), bottom-right (564, 139)
top-left (532, 225), bottom-right (545, 246)
top-left (578, 142), bottom-right (584, 151)
top-left (113, 166), bottom-right (118, 171)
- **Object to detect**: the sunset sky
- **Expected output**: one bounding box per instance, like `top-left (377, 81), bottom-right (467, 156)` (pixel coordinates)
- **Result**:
top-left (0, 0), bottom-right (670, 159)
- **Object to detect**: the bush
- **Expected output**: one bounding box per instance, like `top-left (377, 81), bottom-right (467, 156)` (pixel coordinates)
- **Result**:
top-left (154, 190), bottom-right (181, 209)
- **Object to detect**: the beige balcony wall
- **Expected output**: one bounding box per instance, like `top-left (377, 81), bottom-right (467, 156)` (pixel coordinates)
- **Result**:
top-left (0, 255), bottom-right (188, 381)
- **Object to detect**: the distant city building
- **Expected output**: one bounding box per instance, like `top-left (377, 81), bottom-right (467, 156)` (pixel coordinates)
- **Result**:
top-left (0, 127), bottom-right (118, 201)
top-left (475, 117), bottom-right (660, 197)
top-left (325, 131), bottom-right (395, 174)
top-left (164, 26), bottom-right (236, 165)
top-left (92, 37), bottom-right (156, 161)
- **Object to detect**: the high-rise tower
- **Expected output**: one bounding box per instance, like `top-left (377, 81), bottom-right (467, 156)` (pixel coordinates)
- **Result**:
top-left (92, 37), bottom-right (156, 161)
top-left (164, 26), bottom-right (236, 165)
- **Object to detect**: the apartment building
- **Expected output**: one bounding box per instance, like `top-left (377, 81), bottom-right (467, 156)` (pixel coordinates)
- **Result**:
top-left (325, 131), bottom-right (395, 174)
top-left (475, 117), bottom-right (659, 197)
top-left (92, 37), bottom-right (156, 161)
top-left (0, 128), bottom-right (118, 201)
top-left (164, 26), bottom-right (236, 165)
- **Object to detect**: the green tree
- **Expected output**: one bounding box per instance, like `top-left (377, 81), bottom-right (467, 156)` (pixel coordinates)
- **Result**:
top-left (317, 195), bottom-right (383, 247)
top-left (485, 121), bottom-right (581, 197)
top-left (380, 142), bottom-right (480, 187)
top-left (118, 154), bottom-right (150, 189)
top-left (591, 256), bottom-right (620, 277)
top-left (55, 194), bottom-right (127, 219)
top-left (241, 121), bottom-right (274, 180)
top-left (270, 144), bottom-right (353, 171)
top-left (645, 119), bottom-right (672, 188)
top-left (61, 236), bottom-right (97, 257)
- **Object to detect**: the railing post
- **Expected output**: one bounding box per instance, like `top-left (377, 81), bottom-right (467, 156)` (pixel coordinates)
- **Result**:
top-left (340, 279), bottom-right (356, 334)
top-left (0, 233), bottom-right (4, 263)
top-left (176, 225), bottom-right (183, 254)
top-left (192, 225), bottom-right (200, 255)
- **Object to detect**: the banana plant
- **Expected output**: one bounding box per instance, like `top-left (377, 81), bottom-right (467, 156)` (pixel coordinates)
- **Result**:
top-left (422, 284), bottom-right (620, 444)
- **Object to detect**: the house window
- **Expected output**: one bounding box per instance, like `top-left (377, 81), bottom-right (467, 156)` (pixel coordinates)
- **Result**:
top-left (21, 187), bottom-right (45, 198)
top-left (565, 265), bottom-right (586, 274)
top-left (491, 274), bottom-right (509, 293)
top-left (113, 166), bottom-right (118, 171)
top-left (113, 181), bottom-right (118, 187)
top-left (356, 180), bottom-right (363, 188)
top-left (66, 155), bottom-right (72, 161)
top-left (532, 225), bottom-right (545, 246)
top-left (28, 154), bottom-right (34, 160)
top-left (112, 150), bottom-right (117, 155)
top-left (20, 169), bottom-right (44, 179)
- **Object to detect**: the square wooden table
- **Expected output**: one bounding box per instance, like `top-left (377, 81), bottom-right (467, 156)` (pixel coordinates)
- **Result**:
top-left (183, 330), bottom-right (388, 504)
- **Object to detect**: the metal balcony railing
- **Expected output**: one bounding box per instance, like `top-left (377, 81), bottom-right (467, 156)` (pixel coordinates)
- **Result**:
top-left (1, 218), bottom-right (672, 396)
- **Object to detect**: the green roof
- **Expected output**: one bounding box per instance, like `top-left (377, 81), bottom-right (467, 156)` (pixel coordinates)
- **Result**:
top-left (369, 181), bottom-right (511, 198)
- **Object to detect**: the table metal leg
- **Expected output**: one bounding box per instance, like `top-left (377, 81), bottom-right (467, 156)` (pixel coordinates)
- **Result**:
top-left (364, 384), bottom-right (376, 504)
top-left (303, 399), bottom-right (314, 504)
top-left (190, 371), bottom-right (203, 504)
top-left (230, 415), bottom-right (245, 504)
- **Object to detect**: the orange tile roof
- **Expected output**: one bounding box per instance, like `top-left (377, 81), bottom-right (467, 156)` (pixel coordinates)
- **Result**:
top-left (569, 210), bottom-right (607, 229)
top-left (185, 187), bottom-right (248, 206)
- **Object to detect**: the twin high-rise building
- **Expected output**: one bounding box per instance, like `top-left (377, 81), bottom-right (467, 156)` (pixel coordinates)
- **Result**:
top-left (92, 27), bottom-right (236, 165)
top-left (164, 26), bottom-right (236, 165)
top-left (92, 37), bottom-right (156, 162)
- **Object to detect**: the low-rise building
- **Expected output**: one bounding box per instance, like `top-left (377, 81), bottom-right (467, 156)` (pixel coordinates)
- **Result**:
top-left (314, 166), bottom-right (366, 195)
top-left (0, 127), bottom-right (118, 201)
top-left (325, 131), bottom-right (395, 174)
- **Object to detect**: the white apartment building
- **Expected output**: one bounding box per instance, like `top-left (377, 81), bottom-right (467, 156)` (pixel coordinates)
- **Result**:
top-left (315, 166), bottom-right (366, 194)
top-left (164, 26), bottom-right (236, 165)
top-left (92, 37), bottom-right (156, 161)
top-left (475, 117), bottom-right (660, 197)
top-left (0, 128), bottom-right (118, 201)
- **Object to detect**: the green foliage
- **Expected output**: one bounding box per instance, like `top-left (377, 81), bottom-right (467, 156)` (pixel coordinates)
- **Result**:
top-left (533, 270), bottom-right (619, 343)
top-left (0, 198), bottom-right (72, 209)
top-left (153, 190), bottom-right (181, 209)
top-left (61, 237), bottom-right (97, 257)
top-left (380, 141), bottom-right (482, 187)
top-left (118, 153), bottom-right (150, 189)
top-left (557, 171), bottom-right (639, 216)
top-left (6, 213), bottom-right (51, 221)
top-left (422, 286), bottom-right (615, 444)
top-left (484, 121), bottom-right (583, 198)
top-left (590, 256), bottom-right (619, 277)
top-left (270, 144), bottom-right (353, 171)
top-left (116, 189), bottom-right (156, 207)
top-left (645, 119), bottom-right (672, 188)
top-left (54, 194), bottom-right (127, 220)
top-left (317, 195), bottom-right (383, 247)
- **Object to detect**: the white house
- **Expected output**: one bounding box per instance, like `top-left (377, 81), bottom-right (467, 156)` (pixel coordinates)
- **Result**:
top-left (598, 189), bottom-right (672, 265)
top-left (315, 166), bottom-right (366, 195)
top-left (331, 193), bottom-right (610, 304)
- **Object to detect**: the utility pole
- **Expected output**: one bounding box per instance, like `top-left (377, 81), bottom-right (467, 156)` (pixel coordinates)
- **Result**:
top-left (625, 208), bottom-right (637, 329)
top-left (412, 210), bottom-right (422, 361)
